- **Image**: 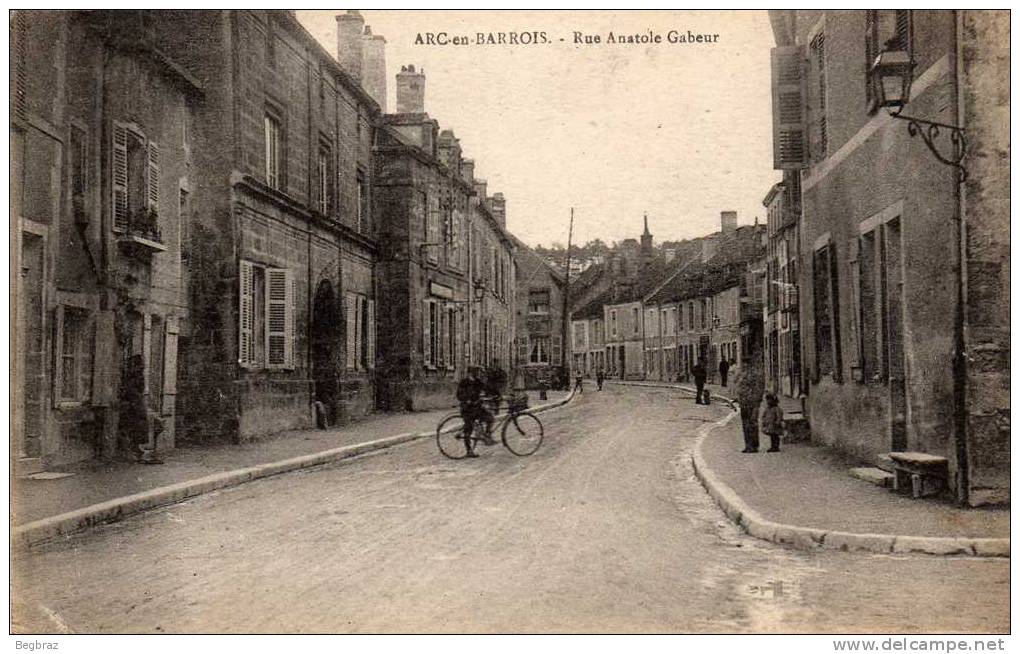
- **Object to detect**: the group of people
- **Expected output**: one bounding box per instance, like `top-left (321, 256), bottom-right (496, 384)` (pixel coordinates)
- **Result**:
top-left (695, 354), bottom-right (785, 454)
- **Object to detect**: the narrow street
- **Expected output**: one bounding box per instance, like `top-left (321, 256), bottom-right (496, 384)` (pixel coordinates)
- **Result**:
top-left (12, 385), bottom-right (1008, 634)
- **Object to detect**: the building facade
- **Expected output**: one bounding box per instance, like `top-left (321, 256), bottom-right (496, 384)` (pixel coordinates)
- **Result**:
top-left (514, 239), bottom-right (567, 388)
top-left (769, 10), bottom-right (1009, 504)
top-left (12, 10), bottom-right (196, 470)
top-left (762, 178), bottom-right (803, 398)
top-left (155, 10), bottom-right (381, 441)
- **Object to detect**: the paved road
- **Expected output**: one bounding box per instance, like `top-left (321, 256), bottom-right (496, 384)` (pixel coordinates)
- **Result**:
top-left (12, 385), bottom-right (1009, 633)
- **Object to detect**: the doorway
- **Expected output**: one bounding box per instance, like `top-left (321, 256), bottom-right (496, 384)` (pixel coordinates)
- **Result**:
top-left (311, 280), bottom-right (339, 425)
top-left (17, 231), bottom-right (45, 461)
top-left (879, 219), bottom-right (907, 451)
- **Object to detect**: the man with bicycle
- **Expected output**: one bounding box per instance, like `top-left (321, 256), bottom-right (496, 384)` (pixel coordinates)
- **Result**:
top-left (457, 367), bottom-right (496, 457)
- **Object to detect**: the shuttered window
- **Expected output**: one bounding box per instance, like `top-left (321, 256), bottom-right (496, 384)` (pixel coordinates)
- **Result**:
top-left (809, 32), bottom-right (828, 160)
top-left (812, 242), bottom-right (843, 383)
top-left (264, 112), bottom-right (282, 190)
top-left (53, 305), bottom-right (94, 405)
top-left (770, 46), bottom-right (808, 170)
top-left (111, 123), bottom-right (130, 232)
top-left (346, 293), bottom-right (358, 370)
top-left (239, 260), bottom-right (294, 370)
top-left (266, 268), bottom-right (294, 369)
top-left (111, 121), bottom-right (159, 237)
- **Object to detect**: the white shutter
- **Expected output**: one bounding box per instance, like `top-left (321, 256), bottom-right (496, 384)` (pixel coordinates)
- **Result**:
top-left (771, 46), bottom-right (809, 170)
top-left (161, 316), bottom-right (179, 416)
top-left (238, 260), bottom-right (254, 367)
top-left (367, 298), bottom-right (376, 370)
top-left (266, 268), bottom-right (293, 369)
top-left (112, 122), bottom-right (129, 232)
top-left (422, 299), bottom-right (432, 368)
top-left (345, 294), bottom-right (357, 369)
top-left (147, 140), bottom-right (160, 210)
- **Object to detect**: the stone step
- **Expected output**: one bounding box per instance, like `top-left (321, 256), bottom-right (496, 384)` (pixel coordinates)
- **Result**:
top-left (849, 467), bottom-right (895, 488)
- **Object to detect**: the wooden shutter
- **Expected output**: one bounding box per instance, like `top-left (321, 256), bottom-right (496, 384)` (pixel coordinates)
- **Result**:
top-left (422, 299), bottom-right (432, 367)
top-left (266, 268), bottom-right (294, 369)
top-left (346, 294), bottom-right (357, 369)
top-left (161, 316), bottom-right (179, 415)
top-left (770, 46), bottom-right (808, 170)
top-left (142, 313), bottom-right (153, 396)
top-left (848, 238), bottom-right (863, 378)
top-left (551, 335), bottom-right (562, 367)
top-left (238, 260), bottom-right (254, 367)
top-left (112, 122), bottom-right (129, 232)
top-left (828, 243), bottom-right (843, 383)
top-left (91, 311), bottom-right (116, 406)
top-left (367, 298), bottom-right (376, 370)
top-left (147, 141), bottom-right (160, 210)
top-left (445, 306), bottom-right (456, 370)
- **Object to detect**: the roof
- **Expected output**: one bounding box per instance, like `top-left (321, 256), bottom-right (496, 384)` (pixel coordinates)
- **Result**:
top-left (645, 261), bottom-right (747, 305)
top-left (512, 236), bottom-right (566, 286)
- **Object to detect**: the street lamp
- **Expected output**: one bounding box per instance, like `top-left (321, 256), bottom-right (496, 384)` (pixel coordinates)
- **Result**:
top-left (871, 48), bottom-right (968, 181)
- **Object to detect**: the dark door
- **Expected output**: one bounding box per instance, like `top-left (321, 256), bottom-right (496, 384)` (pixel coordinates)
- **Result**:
top-left (18, 232), bottom-right (45, 460)
top-left (311, 280), bottom-right (339, 425)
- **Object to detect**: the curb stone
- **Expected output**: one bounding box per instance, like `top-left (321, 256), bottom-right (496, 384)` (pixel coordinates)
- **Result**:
top-left (688, 407), bottom-right (1009, 558)
top-left (12, 390), bottom-right (577, 550)
top-left (613, 378), bottom-right (1010, 558)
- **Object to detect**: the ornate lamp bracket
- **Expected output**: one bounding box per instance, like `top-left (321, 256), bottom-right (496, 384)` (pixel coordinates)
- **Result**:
top-left (889, 109), bottom-right (968, 182)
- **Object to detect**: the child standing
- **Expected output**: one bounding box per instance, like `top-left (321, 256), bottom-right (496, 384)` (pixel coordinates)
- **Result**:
top-left (761, 393), bottom-right (784, 453)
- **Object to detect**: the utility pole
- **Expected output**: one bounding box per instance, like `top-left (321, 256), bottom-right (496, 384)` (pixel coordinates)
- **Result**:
top-left (561, 207), bottom-right (574, 379)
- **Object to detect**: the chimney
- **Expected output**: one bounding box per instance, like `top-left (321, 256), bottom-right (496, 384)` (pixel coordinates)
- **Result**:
top-left (721, 210), bottom-right (738, 233)
top-left (700, 236), bottom-right (718, 263)
top-left (490, 193), bottom-right (506, 228)
top-left (335, 11), bottom-right (364, 81)
top-left (361, 25), bottom-right (386, 111)
top-left (461, 159), bottom-right (475, 185)
top-left (473, 179), bottom-right (488, 206)
top-left (437, 129), bottom-right (461, 171)
top-left (396, 64), bottom-right (425, 113)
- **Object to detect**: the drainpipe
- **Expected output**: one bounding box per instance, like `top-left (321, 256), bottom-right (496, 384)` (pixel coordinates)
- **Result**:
top-left (952, 10), bottom-right (970, 506)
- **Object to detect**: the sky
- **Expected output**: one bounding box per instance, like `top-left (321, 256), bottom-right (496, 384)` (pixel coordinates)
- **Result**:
top-left (297, 10), bottom-right (781, 248)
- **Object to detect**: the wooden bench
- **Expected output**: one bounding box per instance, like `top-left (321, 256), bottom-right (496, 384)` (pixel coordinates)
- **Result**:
top-left (888, 451), bottom-right (949, 499)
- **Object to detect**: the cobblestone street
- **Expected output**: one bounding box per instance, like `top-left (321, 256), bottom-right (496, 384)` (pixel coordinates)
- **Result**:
top-left (11, 386), bottom-right (1008, 634)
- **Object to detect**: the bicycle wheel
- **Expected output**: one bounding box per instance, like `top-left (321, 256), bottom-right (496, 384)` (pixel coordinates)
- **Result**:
top-left (437, 415), bottom-right (473, 460)
top-left (501, 411), bottom-right (544, 456)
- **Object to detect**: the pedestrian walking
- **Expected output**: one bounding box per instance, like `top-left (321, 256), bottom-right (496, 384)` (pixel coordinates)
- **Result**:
top-left (574, 373), bottom-right (584, 394)
top-left (761, 393), bottom-right (784, 453)
top-left (719, 357), bottom-right (730, 387)
top-left (692, 360), bottom-right (708, 405)
top-left (596, 368), bottom-right (605, 391)
top-left (734, 354), bottom-right (765, 453)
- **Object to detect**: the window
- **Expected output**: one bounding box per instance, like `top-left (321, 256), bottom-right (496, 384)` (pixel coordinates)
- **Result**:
top-left (812, 243), bottom-right (842, 382)
top-left (700, 299), bottom-right (707, 329)
top-left (265, 19), bottom-right (276, 68)
top-left (111, 122), bottom-right (159, 237)
top-left (239, 260), bottom-right (294, 369)
top-left (357, 168), bottom-right (369, 233)
top-left (610, 310), bottom-right (618, 337)
top-left (866, 10), bottom-right (912, 112)
top-left (264, 111), bottom-right (282, 190)
top-left (688, 301), bottom-right (695, 330)
top-left (770, 45), bottom-right (808, 169)
top-left (346, 293), bottom-right (375, 371)
top-left (528, 289), bottom-right (550, 315)
top-left (810, 31), bottom-right (828, 159)
top-left (856, 231), bottom-right (879, 381)
top-left (529, 336), bottom-right (550, 365)
top-left (54, 306), bottom-right (93, 404)
top-left (632, 307), bottom-right (640, 335)
top-left (317, 144), bottom-right (332, 215)
top-left (447, 306), bottom-right (458, 370)
top-left (425, 192), bottom-right (440, 261)
top-left (422, 298), bottom-right (450, 369)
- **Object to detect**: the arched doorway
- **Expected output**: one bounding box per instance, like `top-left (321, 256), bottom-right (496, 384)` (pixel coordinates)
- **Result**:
top-left (311, 279), bottom-right (339, 425)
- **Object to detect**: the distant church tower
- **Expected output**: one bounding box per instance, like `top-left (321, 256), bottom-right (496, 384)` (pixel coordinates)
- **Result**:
top-left (640, 212), bottom-right (654, 268)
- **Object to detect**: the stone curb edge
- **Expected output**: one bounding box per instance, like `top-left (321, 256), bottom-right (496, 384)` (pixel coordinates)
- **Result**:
top-left (610, 378), bottom-right (1009, 558)
top-left (12, 390), bottom-right (577, 551)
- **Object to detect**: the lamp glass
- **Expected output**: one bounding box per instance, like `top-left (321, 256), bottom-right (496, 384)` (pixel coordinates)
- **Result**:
top-left (871, 50), bottom-right (914, 108)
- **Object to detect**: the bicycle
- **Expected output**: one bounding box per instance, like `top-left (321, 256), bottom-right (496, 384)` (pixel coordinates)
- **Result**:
top-left (436, 395), bottom-right (544, 459)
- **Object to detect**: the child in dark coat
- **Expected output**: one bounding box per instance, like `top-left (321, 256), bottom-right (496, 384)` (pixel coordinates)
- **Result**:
top-left (761, 393), bottom-right (784, 453)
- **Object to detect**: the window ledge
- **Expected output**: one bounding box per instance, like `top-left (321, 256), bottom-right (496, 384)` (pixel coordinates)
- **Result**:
top-left (118, 233), bottom-right (167, 255)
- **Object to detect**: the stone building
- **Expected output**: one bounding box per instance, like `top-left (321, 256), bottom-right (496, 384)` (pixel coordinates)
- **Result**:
top-left (762, 177), bottom-right (803, 398)
top-left (374, 66), bottom-right (516, 410)
top-left (12, 10), bottom-right (198, 471)
top-left (769, 10), bottom-right (1008, 504)
top-left (153, 10), bottom-right (381, 440)
top-left (513, 238), bottom-right (567, 388)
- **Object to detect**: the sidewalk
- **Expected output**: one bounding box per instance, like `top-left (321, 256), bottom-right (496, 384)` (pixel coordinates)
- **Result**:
top-left (609, 378), bottom-right (1009, 556)
top-left (696, 409), bottom-right (1009, 556)
top-left (12, 390), bottom-right (569, 528)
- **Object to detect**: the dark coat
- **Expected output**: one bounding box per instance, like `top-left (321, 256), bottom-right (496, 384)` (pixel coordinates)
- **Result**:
top-left (692, 363), bottom-right (707, 383)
